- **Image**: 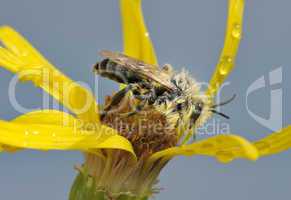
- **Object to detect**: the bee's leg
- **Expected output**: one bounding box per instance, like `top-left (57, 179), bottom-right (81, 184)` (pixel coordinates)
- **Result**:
top-left (149, 88), bottom-right (158, 104)
top-left (120, 83), bottom-right (157, 117)
top-left (101, 85), bottom-right (133, 120)
top-left (126, 103), bottom-right (145, 117)
top-left (133, 92), bottom-right (155, 102)
top-left (131, 83), bottom-right (152, 101)
top-left (126, 88), bottom-right (157, 116)
top-left (120, 100), bottom-right (147, 117)
top-left (139, 81), bottom-right (152, 89)
top-left (104, 85), bottom-right (133, 111)
top-left (133, 94), bottom-right (147, 101)
top-left (135, 89), bottom-right (158, 105)
top-left (131, 90), bottom-right (148, 100)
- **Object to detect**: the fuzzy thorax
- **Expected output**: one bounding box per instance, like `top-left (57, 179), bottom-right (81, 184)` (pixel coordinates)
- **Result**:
top-left (156, 68), bottom-right (213, 135)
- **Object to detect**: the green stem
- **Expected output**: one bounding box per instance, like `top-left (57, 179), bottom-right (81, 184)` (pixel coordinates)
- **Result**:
top-left (69, 172), bottom-right (149, 200)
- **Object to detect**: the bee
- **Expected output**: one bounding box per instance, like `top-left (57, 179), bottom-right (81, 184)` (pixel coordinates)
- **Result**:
top-left (94, 50), bottom-right (234, 131)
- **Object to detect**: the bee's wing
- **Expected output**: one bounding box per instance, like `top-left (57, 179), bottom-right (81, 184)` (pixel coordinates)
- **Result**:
top-left (99, 50), bottom-right (175, 91)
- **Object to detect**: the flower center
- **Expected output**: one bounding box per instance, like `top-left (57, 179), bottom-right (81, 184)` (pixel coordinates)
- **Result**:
top-left (101, 94), bottom-right (178, 157)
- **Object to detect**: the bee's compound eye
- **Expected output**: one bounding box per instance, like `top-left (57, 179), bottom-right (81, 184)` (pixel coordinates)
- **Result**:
top-left (176, 103), bottom-right (183, 111)
top-left (173, 102), bottom-right (184, 112)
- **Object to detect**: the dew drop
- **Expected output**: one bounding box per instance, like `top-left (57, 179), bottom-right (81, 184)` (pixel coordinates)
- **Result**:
top-left (219, 68), bottom-right (227, 76)
top-left (20, 51), bottom-right (29, 57)
top-left (219, 56), bottom-right (234, 75)
top-left (232, 23), bottom-right (242, 39)
top-left (32, 131), bottom-right (39, 135)
top-left (145, 32), bottom-right (149, 37)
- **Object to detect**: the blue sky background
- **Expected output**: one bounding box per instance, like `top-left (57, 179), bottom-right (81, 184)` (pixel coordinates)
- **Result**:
top-left (0, 0), bottom-right (291, 199)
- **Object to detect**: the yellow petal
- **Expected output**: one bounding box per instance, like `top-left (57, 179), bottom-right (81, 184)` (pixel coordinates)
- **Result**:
top-left (93, 134), bottom-right (136, 155)
top-left (0, 109), bottom-right (79, 152)
top-left (0, 110), bottom-right (135, 156)
top-left (120, 0), bottom-right (158, 65)
top-left (13, 109), bottom-right (79, 126)
top-left (0, 119), bottom-right (134, 155)
top-left (0, 26), bottom-right (99, 122)
top-left (254, 125), bottom-right (291, 157)
top-left (206, 0), bottom-right (245, 96)
top-left (149, 134), bottom-right (258, 164)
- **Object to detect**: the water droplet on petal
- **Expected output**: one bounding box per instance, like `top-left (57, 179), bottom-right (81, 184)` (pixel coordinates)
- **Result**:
top-left (32, 131), bottom-right (39, 135)
top-left (20, 51), bottom-right (29, 57)
top-left (232, 23), bottom-right (242, 39)
top-left (219, 69), bottom-right (227, 76)
top-left (219, 56), bottom-right (234, 75)
top-left (145, 32), bottom-right (149, 37)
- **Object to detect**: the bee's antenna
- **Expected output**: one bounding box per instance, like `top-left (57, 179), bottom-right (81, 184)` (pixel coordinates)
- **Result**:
top-left (211, 94), bottom-right (236, 108)
top-left (210, 109), bottom-right (230, 119)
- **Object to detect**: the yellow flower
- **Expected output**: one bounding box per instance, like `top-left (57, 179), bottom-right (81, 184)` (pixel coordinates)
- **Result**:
top-left (0, 0), bottom-right (290, 199)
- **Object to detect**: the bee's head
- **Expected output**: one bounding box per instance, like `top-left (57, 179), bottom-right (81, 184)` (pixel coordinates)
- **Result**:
top-left (172, 70), bottom-right (234, 129)
top-left (189, 94), bottom-right (236, 129)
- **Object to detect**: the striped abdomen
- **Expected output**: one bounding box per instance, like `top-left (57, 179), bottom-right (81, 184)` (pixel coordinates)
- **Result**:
top-left (94, 59), bottom-right (142, 84)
